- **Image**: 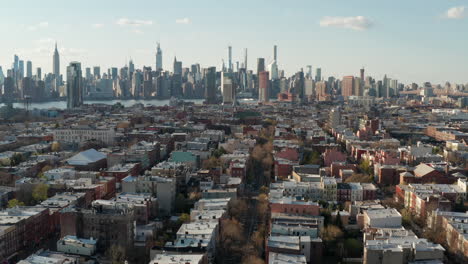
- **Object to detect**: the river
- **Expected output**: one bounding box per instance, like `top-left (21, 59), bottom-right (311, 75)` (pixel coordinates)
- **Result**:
top-left (1, 99), bottom-right (206, 110)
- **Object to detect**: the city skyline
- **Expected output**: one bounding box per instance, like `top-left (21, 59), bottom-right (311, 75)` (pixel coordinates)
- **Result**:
top-left (0, 0), bottom-right (467, 84)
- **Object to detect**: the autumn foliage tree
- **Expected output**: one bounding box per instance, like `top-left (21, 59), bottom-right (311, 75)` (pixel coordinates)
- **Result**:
top-left (227, 198), bottom-right (248, 220)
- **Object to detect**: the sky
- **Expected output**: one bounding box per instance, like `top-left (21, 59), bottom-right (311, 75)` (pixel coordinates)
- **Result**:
top-left (0, 0), bottom-right (467, 85)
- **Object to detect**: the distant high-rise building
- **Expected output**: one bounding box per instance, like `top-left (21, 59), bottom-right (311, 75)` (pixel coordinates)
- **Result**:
top-left (85, 67), bottom-right (92, 80)
top-left (66, 62), bottom-right (83, 109)
top-left (173, 57), bottom-right (182, 75)
top-left (131, 71), bottom-right (142, 97)
top-left (304, 78), bottom-right (314, 97)
top-left (0, 66), bottom-right (4, 85)
top-left (4, 77), bottom-right (15, 100)
top-left (273, 45), bottom-right (278, 61)
top-left (53, 42), bottom-right (60, 77)
top-left (360, 68), bottom-right (365, 81)
top-left (129, 60), bottom-right (135, 75)
top-left (20, 77), bottom-right (34, 99)
top-left (354, 77), bottom-right (362, 96)
top-left (306, 65), bottom-right (312, 79)
top-left (93, 66), bottom-right (101, 79)
top-left (204, 67), bottom-right (217, 104)
top-left (111, 68), bottom-right (118, 80)
top-left (383, 74), bottom-right (389, 98)
top-left (258, 71), bottom-right (269, 103)
top-left (316, 81), bottom-right (328, 101)
top-left (292, 71), bottom-right (305, 101)
top-left (257, 58), bottom-right (265, 75)
top-left (269, 45), bottom-right (279, 80)
top-left (222, 72), bottom-right (235, 105)
top-left (18, 60), bottom-right (24, 79)
top-left (342, 76), bottom-right (354, 98)
top-left (315, 68), bottom-right (321, 82)
top-left (228, 46), bottom-right (233, 72)
top-left (13, 55), bottom-right (19, 73)
top-left (156, 43), bottom-right (163, 70)
top-left (244, 48), bottom-right (248, 71)
top-left (26, 61), bottom-right (32, 78)
top-left (36, 68), bottom-right (42, 81)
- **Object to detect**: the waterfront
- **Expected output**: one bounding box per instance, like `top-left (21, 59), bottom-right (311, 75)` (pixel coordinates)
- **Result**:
top-left (0, 99), bottom-right (205, 110)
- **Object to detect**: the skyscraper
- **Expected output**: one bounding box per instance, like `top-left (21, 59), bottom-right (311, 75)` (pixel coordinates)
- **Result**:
top-left (222, 72), bottom-right (235, 105)
top-left (269, 45), bottom-right (279, 80)
top-left (93, 66), bottom-right (101, 79)
top-left (306, 66), bottom-right (312, 79)
top-left (36, 68), bottom-right (42, 81)
top-left (85, 68), bottom-right (92, 80)
top-left (0, 66), bottom-right (4, 85)
top-left (4, 77), bottom-right (14, 100)
top-left (257, 58), bottom-right (265, 74)
top-left (53, 42), bottom-right (60, 77)
top-left (13, 55), bottom-right (19, 73)
top-left (274, 45), bottom-right (278, 61)
top-left (342, 76), bottom-right (354, 98)
top-left (18, 60), bottom-right (24, 78)
top-left (156, 43), bottom-right (163, 70)
top-left (315, 68), bottom-right (321, 82)
top-left (244, 48), bottom-right (248, 70)
top-left (66, 62), bottom-right (83, 109)
top-left (173, 57), bottom-right (182, 75)
top-left (129, 60), bottom-right (135, 75)
top-left (111, 68), bottom-right (118, 80)
top-left (26, 61), bottom-right (32, 78)
top-left (228, 46), bottom-right (232, 72)
top-left (258, 71), bottom-right (269, 103)
top-left (268, 61), bottom-right (278, 80)
top-left (204, 67), bottom-right (216, 104)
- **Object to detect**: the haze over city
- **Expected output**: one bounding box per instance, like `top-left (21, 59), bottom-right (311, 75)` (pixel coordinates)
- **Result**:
top-left (0, 0), bottom-right (467, 84)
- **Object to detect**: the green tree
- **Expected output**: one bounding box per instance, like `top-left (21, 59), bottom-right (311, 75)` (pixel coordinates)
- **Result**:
top-left (302, 150), bottom-right (321, 165)
top-left (179, 213), bottom-right (190, 223)
top-left (344, 238), bottom-right (362, 257)
top-left (335, 212), bottom-right (343, 228)
top-left (10, 153), bottom-right (24, 166)
top-left (175, 193), bottom-right (187, 213)
top-left (202, 156), bottom-right (221, 169)
top-left (213, 147), bottom-right (227, 158)
top-left (32, 184), bottom-right (49, 203)
top-left (8, 199), bottom-right (25, 208)
top-left (359, 159), bottom-right (373, 175)
top-left (401, 208), bottom-right (412, 227)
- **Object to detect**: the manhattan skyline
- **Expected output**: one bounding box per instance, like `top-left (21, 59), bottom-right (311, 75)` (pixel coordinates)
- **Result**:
top-left (0, 0), bottom-right (467, 84)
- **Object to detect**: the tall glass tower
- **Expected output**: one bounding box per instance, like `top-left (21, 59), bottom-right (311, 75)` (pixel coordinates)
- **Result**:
top-left (66, 62), bottom-right (83, 109)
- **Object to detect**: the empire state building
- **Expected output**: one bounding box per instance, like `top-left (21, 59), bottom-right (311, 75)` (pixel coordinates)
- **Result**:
top-left (53, 42), bottom-right (60, 77)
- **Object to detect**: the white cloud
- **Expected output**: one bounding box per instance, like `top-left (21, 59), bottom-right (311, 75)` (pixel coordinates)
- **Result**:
top-left (60, 47), bottom-right (87, 56)
top-left (445, 6), bottom-right (465, 19)
top-left (28, 21), bottom-right (49, 31)
top-left (132, 29), bottom-right (144, 34)
top-left (319, 16), bottom-right (373, 31)
top-left (116, 18), bottom-right (153, 26)
top-left (36, 38), bottom-right (55, 45)
top-left (92, 23), bottom-right (104, 29)
top-left (176, 17), bottom-right (191, 24)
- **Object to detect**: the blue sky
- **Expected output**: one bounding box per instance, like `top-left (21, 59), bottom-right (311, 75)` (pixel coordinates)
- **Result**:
top-left (0, 0), bottom-right (467, 84)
